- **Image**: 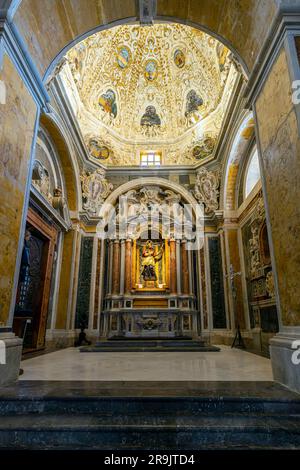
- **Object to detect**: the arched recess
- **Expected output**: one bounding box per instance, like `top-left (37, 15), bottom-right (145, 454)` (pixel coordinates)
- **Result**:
top-left (221, 112), bottom-right (255, 211)
top-left (39, 113), bottom-right (81, 214)
top-left (11, 0), bottom-right (279, 81)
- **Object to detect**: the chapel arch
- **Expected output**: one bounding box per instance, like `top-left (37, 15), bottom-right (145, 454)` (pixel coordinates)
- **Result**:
top-left (39, 113), bottom-right (81, 214)
top-left (11, 0), bottom-right (279, 81)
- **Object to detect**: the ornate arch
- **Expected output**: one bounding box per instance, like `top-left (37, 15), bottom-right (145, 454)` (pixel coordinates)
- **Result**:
top-left (11, 1), bottom-right (279, 81)
top-left (101, 177), bottom-right (198, 215)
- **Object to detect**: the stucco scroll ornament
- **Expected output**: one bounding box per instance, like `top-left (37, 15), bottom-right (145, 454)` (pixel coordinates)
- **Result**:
top-left (194, 168), bottom-right (220, 214)
top-left (249, 226), bottom-right (261, 277)
top-left (266, 271), bottom-right (275, 298)
top-left (80, 168), bottom-right (113, 216)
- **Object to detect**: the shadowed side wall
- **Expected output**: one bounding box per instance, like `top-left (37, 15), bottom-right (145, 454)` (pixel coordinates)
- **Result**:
top-left (255, 44), bottom-right (300, 392)
top-left (0, 54), bottom-right (37, 326)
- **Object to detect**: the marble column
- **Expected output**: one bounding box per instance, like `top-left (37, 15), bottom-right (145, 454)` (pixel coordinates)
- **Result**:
top-left (108, 240), bottom-right (113, 295)
top-left (119, 239), bottom-right (125, 295)
top-left (125, 239), bottom-right (132, 294)
top-left (254, 42), bottom-right (300, 392)
top-left (169, 239), bottom-right (177, 295)
top-left (176, 240), bottom-right (182, 295)
top-left (188, 249), bottom-right (193, 296)
top-left (112, 240), bottom-right (120, 295)
top-left (181, 240), bottom-right (189, 295)
top-left (97, 238), bottom-right (106, 330)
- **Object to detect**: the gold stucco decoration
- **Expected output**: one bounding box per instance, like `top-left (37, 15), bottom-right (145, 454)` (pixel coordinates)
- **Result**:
top-left (63, 23), bottom-right (234, 166)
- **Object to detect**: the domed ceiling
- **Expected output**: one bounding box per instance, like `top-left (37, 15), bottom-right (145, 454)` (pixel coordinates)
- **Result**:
top-left (60, 23), bottom-right (238, 166)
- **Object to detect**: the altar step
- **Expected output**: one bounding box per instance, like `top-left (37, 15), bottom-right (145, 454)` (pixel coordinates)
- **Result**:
top-left (0, 381), bottom-right (299, 449)
top-left (80, 338), bottom-right (220, 352)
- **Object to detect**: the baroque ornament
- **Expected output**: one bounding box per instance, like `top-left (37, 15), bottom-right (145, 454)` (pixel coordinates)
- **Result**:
top-left (117, 46), bottom-right (131, 69)
top-left (174, 49), bottom-right (185, 68)
top-left (81, 168), bottom-right (113, 216)
top-left (88, 138), bottom-right (110, 160)
top-left (193, 136), bottom-right (216, 160)
top-left (121, 186), bottom-right (182, 227)
top-left (145, 59), bottom-right (158, 81)
top-left (194, 167), bottom-right (220, 214)
top-left (266, 271), bottom-right (275, 298)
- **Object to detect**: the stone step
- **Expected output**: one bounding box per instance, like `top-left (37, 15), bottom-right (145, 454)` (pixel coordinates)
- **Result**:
top-left (0, 414), bottom-right (299, 449)
top-left (0, 381), bottom-right (299, 449)
top-left (95, 340), bottom-right (207, 347)
top-left (1, 395), bottom-right (300, 416)
top-left (81, 346), bottom-right (220, 352)
top-left (82, 339), bottom-right (219, 352)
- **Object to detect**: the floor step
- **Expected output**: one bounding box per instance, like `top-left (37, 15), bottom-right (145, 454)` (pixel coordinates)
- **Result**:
top-left (81, 346), bottom-right (220, 352)
top-left (0, 381), bottom-right (299, 449)
top-left (0, 415), bottom-right (299, 449)
top-left (81, 339), bottom-right (219, 352)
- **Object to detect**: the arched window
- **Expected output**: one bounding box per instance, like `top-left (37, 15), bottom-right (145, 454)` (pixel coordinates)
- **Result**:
top-left (244, 149), bottom-right (261, 199)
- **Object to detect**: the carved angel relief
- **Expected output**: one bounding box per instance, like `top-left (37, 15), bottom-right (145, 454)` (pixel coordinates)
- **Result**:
top-left (194, 168), bottom-right (220, 214)
top-left (81, 168), bottom-right (113, 216)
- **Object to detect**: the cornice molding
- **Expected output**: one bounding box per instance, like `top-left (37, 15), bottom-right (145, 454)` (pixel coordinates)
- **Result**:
top-left (0, 17), bottom-right (50, 110)
top-left (30, 186), bottom-right (71, 231)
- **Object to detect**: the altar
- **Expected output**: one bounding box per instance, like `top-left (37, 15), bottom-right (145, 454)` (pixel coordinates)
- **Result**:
top-left (99, 186), bottom-right (200, 340)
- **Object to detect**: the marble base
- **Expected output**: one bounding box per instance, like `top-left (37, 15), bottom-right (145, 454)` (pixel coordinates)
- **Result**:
top-left (45, 329), bottom-right (77, 351)
top-left (270, 330), bottom-right (300, 393)
top-left (0, 332), bottom-right (23, 387)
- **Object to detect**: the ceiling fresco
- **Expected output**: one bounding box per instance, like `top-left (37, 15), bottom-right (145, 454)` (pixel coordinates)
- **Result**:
top-left (61, 23), bottom-right (237, 166)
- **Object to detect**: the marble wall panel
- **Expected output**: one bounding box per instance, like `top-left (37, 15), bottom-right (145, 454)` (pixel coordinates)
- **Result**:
top-left (255, 47), bottom-right (300, 326)
top-left (208, 236), bottom-right (226, 328)
top-left (55, 230), bottom-right (75, 329)
top-left (227, 229), bottom-right (245, 329)
top-left (75, 236), bottom-right (93, 328)
top-left (0, 54), bottom-right (37, 325)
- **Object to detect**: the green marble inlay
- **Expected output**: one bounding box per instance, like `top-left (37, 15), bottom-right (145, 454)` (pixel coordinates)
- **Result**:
top-left (75, 237), bottom-right (93, 328)
top-left (209, 237), bottom-right (226, 329)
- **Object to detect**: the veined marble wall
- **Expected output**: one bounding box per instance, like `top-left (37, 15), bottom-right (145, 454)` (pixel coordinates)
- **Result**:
top-left (0, 54), bottom-right (37, 325)
top-left (255, 47), bottom-right (300, 327)
top-left (75, 237), bottom-right (93, 329)
top-left (208, 236), bottom-right (226, 329)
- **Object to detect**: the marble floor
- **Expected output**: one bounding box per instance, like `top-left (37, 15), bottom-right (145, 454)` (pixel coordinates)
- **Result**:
top-left (20, 346), bottom-right (273, 382)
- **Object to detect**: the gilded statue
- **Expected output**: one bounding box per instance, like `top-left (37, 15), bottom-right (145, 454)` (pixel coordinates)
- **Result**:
top-left (141, 240), bottom-right (163, 281)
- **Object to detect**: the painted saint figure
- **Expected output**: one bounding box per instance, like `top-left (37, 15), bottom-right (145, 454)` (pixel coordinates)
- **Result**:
top-left (141, 240), bottom-right (163, 281)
